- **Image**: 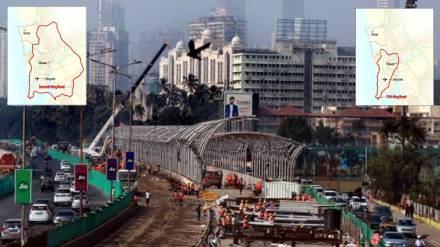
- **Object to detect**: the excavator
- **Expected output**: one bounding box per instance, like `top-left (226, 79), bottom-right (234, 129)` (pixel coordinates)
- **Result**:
top-left (84, 43), bottom-right (169, 157)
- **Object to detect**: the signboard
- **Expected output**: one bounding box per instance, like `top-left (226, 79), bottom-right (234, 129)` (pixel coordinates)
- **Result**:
top-left (7, 7), bottom-right (87, 105)
top-left (224, 92), bottom-right (258, 118)
top-left (125, 152), bottom-right (134, 170)
top-left (15, 169), bottom-right (32, 204)
top-left (74, 164), bottom-right (88, 191)
top-left (106, 158), bottom-right (118, 180)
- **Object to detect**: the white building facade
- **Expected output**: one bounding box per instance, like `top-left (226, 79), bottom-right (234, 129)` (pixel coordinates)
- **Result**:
top-left (160, 30), bottom-right (355, 113)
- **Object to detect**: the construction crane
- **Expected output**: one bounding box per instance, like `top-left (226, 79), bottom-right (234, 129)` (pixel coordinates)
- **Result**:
top-left (85, 43), bottom-right (169, 157)
top-left (405, 0), bottom-right (417, 8)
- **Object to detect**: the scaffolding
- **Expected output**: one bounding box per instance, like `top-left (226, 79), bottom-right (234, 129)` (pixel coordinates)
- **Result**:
top-left (114, 117), bottom-right (305, 183)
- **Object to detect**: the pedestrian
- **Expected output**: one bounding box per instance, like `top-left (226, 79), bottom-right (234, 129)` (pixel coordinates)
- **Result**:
top-left (173, 191), bottom-right (178, 205)
top-left (239, 181), bottom-right (243, 195)
top-left (196, 203), bottom-right (202, 221)
top-left (145, 190), bottom-right (151, 207)
top-left (409, 203), bottom-right (415, 219)
top-left (178, 191), bottom-right (184, 206)
top-left (405, 202), bottom-right (409, 217)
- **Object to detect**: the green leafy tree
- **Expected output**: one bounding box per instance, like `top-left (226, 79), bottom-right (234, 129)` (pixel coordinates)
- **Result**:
top-left (277, 116), bottom-right (313, 144)
top-left (314, 121), bottom-right (339, 146)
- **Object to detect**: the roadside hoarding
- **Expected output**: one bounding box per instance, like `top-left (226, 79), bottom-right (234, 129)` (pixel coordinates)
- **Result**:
top-left (74, 164), bottom-right (88, 191)
top-left (224, 92), bottom-right (258, 118)
top-left (106, 158), bottom-right (118, 180)
top-left (15, 169), bottom-right (32, 204)
top-left (125, 151), bottom-right (134, 170)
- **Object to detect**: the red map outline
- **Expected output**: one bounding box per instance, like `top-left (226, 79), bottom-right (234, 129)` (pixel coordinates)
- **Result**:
top-left (375, 48), bottom-right (400, 100)
top-left (27, 21), bottom-right (84, 100)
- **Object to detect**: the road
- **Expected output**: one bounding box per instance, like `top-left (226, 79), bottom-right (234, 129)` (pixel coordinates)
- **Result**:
top-left (94, 175), bottom-right (203, 247)
top-left (0, 155), bottom-right (107, 240)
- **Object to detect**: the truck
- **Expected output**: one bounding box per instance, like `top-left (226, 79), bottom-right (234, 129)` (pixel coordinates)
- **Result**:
top-left (0, 151), bottom-right (17, 174)
top-left (202, 171), bottom-right (223, 189)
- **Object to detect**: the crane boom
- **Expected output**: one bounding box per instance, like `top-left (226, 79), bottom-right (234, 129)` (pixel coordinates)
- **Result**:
top-left (86, 43), bottom-right (169, 157)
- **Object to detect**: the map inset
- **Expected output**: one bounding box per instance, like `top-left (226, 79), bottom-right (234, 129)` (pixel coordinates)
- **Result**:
top-left (8, 7), bottom-right (86, 105)
top-left (356, 9), bottom-right (433, 106)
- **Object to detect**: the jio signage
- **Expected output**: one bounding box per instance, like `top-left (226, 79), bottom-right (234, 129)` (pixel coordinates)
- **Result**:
top-left (106, 158), bottom-right (118, 181)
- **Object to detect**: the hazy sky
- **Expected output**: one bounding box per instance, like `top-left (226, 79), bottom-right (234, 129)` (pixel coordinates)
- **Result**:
top-left (1, 0), bottom-right (439, 57)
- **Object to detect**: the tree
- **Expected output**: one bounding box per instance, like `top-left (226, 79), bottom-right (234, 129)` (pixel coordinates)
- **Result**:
top-left (382, 115), bottom-right (426, 150)
top-left (277, 116), bottom-right (313, 143)
top-left (314, 121), bottom-right (339, 146)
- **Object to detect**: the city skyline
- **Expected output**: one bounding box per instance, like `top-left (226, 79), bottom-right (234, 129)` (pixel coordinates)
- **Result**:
top-left (0, 0), bottom-right (439, 54)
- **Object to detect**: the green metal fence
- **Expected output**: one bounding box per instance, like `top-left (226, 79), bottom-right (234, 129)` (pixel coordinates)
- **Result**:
top-left (303, 186), bottom-right (382, 247)
top-left (47, 191), bottom-right (132, 247)
top-left (0, 174), bottom-right (14, 198)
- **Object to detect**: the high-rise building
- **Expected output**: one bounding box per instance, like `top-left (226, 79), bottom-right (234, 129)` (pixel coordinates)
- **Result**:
top-left (377, 0), bottom-right (402, 8)
top-left (160, 31), bottom-right (355, 113)
top-left (0, 29), bottom-right (6, 98)
top-left (88, 0), bottom-right (130, 91)
top-left (188, 15), bottom-right (247, 46)
top-left (274, 18), bottom-right (327, 44)
top-left (138, 28), bottom-right (183, 73)
top-left (216, 0), bottom-right (246, 19)
top-left (98, 0), bottom-right (125, 31)
top-left (281, 0), bottom-right (305, 19)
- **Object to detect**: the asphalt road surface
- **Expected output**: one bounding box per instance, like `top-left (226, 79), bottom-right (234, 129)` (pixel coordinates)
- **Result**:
top-left (0, 155), bottom-right (107, 241)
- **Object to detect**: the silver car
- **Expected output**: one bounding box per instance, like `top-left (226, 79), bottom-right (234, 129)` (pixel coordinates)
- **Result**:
top-left (54, 172), bottom-right (67, 183)
top-left (382, 232), bottom-right (407, 247)
top-left (71, 194), bottom-right (89, 211)
top-left (1, 219), bottom-right (21, 243)
top-left (53, 209), bottom-right (76, 225)
top-left (396, 217), bottom-right (417, 237)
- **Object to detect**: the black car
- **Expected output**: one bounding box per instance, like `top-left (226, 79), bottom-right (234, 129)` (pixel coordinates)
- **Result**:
top-left (373, 205), bottom-right (393, 223)
top-left (40, 179), bottom-right (54, 192)
top-left (352, 206), bottom-right (369, 220)
top-left (370, 214), bottom-right (382, 230)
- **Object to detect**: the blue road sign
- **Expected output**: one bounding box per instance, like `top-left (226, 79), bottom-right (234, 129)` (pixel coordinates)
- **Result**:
top-left (107, 158), bottom-right (118, 180)
top-left (126, 151), bottom-right (134, 170)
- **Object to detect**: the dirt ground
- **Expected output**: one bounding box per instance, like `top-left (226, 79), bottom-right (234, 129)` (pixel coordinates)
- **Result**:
top-left (94, 175), bottom-right (206, 247)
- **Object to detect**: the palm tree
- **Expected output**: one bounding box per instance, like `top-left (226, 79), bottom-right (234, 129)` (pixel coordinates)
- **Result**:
top-left (134, 104), bottom-right (146, 121)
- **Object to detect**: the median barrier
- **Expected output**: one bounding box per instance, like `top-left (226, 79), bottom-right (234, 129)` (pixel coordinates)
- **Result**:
top-left (47, 191), bottom-right (132, 247)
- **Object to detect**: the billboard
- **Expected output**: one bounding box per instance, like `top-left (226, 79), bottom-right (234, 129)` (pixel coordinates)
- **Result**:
top-left (74, 164), bottom-right (88, 191)
top-left (224, 92), bottom-right (258, 118)
top-left (7, 7), bottom-right (87, 105)
top-left (15, 169), bottom-right (32, 204)
top-left (125, 152), bottom-right (134, 170)
top-left (106, 158), bottom-right (118, 181)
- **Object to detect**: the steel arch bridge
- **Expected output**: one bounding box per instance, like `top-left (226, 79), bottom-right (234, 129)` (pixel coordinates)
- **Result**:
top-left (115, 117), bottom-right (305, 183)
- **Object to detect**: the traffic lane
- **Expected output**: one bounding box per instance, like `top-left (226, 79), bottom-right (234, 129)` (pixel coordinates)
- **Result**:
top-left (0, 156), bottom-right (107, 234)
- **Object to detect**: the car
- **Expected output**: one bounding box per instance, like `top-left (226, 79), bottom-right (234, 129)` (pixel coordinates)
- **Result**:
top-left (396, 217), bottom-right (417, 237)
top-left (1, 219), bottom-right (21, 243)
top-left (370, 214), bottom-right (382, 230)
top-left (379, 223), bottom-right (398, 236)
top-left (69, 181), bottom-right (78, 193)
top-left (311, 185), bottom-right (324, 195)
top-left (60, 163), bottom-right (71, 171)
top-left (71, 194), bottom-right (90, 211)
top-left (349, 196), bottom-right (368, 209)
top-left (53, 209), bottom-right (76, 225)
top-left (40, 178), bottom-right (54, 192)
top-left (34, 199), bottom-right (53, 212)
top-left (373, 205), bottom-right (393, 223)
top-left (54, 189), bottom-right (72, 206)
top-left (323, 190), bottom-right (339, 201)
top-left (57, 182), bottom-right (70, 190)
top-left (352, 206), bottom-right (369, 220)
top-left (64, 172), bottom-right (74, 181)
top-left (381, 232), bottom-right (407, 247)
top-left (29, 204), bottom-right (52, 224)
top-left (330, 197), bottom-right (348, 208)
top-left (54, 172), bottom-right (67, 183)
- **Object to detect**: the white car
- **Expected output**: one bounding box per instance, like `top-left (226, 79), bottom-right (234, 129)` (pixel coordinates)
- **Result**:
top-left (60, 163), bottom-right (71, 171)
top-left (54, 172), bottom-right (67, 183)
top-left (54, 189), bottom-right (72, 206)
top-left (71, 194), bottom-right (90, 211)
top-left (323, 190), bottom-right (339, 201)
top-left (29, 204), bottom-right (52, 224)
top-left (350, 196), bottom-right (368, 209)
top-left (57, 182), bottom-right (70, 190)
